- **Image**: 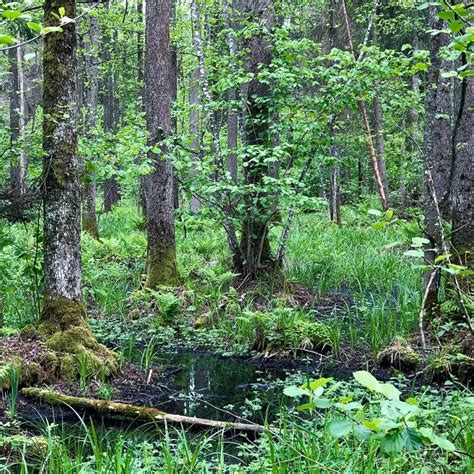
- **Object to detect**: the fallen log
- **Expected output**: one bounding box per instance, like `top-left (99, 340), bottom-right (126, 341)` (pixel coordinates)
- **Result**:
top-left (21, 388), bottom-right (265, 433)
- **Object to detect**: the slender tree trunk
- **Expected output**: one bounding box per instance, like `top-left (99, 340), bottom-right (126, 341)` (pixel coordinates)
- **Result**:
top-left (103, 7), bottom-right (120, 213)
top-left (189, 69), bottom-right (201, 213)
top-left (328, 145), bottom-right (341, 225)
top-left (9, 45), bottom-right (27, 198)
top-left (144, 0), bottom-right (179, 288)
top-left (423, 7), bottom-right (453, 319)
top-left (82, 16), bottom-right (100, 239)
top-left (373, 89), bottom-right (389, 204)
top-left (223, 0), bottom-right (238, 183)
top-left (39, 0), bottom-right (117, 375)
top-left (340, 0), bottom-right (388, 211)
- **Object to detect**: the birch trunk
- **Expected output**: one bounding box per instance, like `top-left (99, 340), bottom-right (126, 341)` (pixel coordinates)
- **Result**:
top-left (144, 0), bottom-right (179, 288)
top-left (9, 45), bottom-right (27, 198)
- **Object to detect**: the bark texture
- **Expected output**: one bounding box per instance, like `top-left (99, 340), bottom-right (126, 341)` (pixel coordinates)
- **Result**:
top-left (40, 0), bottom-right (117, 377)
top-left (145, 0), bottom-right (179, 288)
top-left (189, 69), bottom-right (201, 213)
top-left (9, 45), bottom-right (27, 199)
top-left (423, 8), bottom-right (453, 318)
top-left (82, 16), bottom-right (100, 239)
top-left (452, 76), bottom-right (473, 294)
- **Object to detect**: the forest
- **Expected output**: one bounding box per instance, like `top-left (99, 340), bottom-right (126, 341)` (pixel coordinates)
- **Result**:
top-left (0, 0), bottom-right (473, 472)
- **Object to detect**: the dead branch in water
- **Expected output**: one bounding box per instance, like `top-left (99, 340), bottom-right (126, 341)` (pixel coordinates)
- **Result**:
top-left (21, 388), bottom-right (266, 433)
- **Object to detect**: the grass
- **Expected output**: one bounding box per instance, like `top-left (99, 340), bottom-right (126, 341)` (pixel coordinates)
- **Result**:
top-left (1, 200), bottom-right (423, 354)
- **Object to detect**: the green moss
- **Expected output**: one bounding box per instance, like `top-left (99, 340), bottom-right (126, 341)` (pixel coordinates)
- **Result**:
top-left (0, 435), bottom-right (48, 458)
top-left (146, 245), bottom-right (180, 289)
top-left (83, 216), bottom-right (100, 240)
top-left (37, 296), bottom-right (118, 380)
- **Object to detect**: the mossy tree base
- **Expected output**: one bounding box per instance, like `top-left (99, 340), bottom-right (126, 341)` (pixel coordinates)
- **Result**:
top-left (37, 296), bottom-right (118, 380)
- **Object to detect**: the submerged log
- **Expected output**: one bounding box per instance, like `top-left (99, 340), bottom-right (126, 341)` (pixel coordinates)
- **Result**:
top-left (21, 388), bottom-right (265, 433)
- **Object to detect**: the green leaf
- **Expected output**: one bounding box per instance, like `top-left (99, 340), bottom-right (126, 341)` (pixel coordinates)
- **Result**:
top-left (368, 209), bottom-right (382, 216)
top-left (0, 35), bottom-right (16, 45)
top-left (434, 253), bottom-right (452, 263)
top-left (460, 69), bottom-right (474, 79)
top-left (27, 22), bottom-right (42, 33)
top-left (419, 428), bottom-right (455, 452)
top-left (378, 383), bottom-right (401, 401)
top-left (438, 11), bottom-right (454, 21)
top-left (402, 428), bottom-right (422, 451)
top-left (327, 419), bottom-right (352, 438)
top-left (2, 10), bottom-right (22, 20)
top-left (371, 221), bottom-right (388, 230)
top-left (303, 377), bottom-right (333, 391)
top-left (297, 402), bottom-right (316, 411)
top-left (313, 398), bottom-right (333, 408)
top-left (449, 20), bottom-right (464, 34)
top-left (381, 430), bottom-right (405, 453)
top-left (353, 371), bottom-right (379, 392)
top-left (283, 386), bottom-right (308, 398)
top-left (412, 237), bottom-right (430, 247)
top-left (404, 249), bottom-right (424, 258)
top-left (59, 7), bottom-right (66, 17)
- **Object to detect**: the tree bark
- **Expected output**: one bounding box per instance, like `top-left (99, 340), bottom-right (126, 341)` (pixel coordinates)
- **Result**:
top-left (82, 16), bottom-right (100, 239)
top-left (423, 7), bottom-right (453, 319)
top-left (103, 4), bottom-right (121, 213)
top-left (144, 0), bottom-right (179, 288)
top-left (451, 76), bottom-right (473, 295)
top-left (9, 45), bottom-right (27, 199)
top-left (373, 89), bottom-right (389, 205)
top-left (40, 0), bottom-right (117, 377)
top-left (189, 69), bottom-right (201, 213)
top-left (328, 146), bottom-right (341, 225)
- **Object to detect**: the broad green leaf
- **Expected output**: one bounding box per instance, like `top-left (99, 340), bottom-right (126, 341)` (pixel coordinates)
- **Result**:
top-left (27, 22), bottom-right (42, 33)
top-left (402, 428), bottom-right (422, 451)
top-left (353, 371), bottom-right (379, 392)
top-left (378, 383), bottom-right (401, 401)
top-left (412, 237), bottom-right (430, 247)
top-left (313, 398), bottom-right (333, 408)
top-left (381, 430), bottom-right (405, 453)
top-left (297, 402), bottom-right (316, 411)
top-left (368, 209), bottom-right (382, 216)
top-left (2, 10), bottom-right (22, 20)
top-left (327, 419), bottom-right (352, 438)
top-left (0, 35), bottom-right (16, 45)
top-left (283, 385), bottom-right (308, 398)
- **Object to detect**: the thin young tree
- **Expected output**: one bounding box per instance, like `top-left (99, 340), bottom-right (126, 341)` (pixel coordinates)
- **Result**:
top-left (144, 0), bottom-right (179, 288)
top-left (82, 15), bottom-right (100, 239)
top-left (9, 45), bottom-right (27, 199)
top-left (39, 0), bottom-right (117, 375)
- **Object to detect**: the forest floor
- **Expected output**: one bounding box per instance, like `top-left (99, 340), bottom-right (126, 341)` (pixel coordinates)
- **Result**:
top-left (1, 200), bottom-right (473, 471)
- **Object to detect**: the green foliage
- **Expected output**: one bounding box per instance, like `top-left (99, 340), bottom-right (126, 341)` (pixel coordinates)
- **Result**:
top-left (285, 371), bottom-right (466, 455)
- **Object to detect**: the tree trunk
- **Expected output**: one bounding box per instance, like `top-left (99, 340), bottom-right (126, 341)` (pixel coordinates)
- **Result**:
top-left (235, 0), bottom-right (276, 277)
top-left (103, 5), bottom-right (121, 213)
top-left (328, 146), bottom-right (341, 225)
top-left (9, 45), bottom-right (27, 199)
top-left (40, 0), bottom-right (117, 376)
top-left (223, 0), bottom-right (238, 184)
top-left (189, 69), bottom-right (201, 214)
top-left (451, 76), bottom-right (473, 297)
top-left (373, 89), bottom-right (389, 205)
top-left (423, 7), bottom-right (453, 319)
top-left (144, 0), bottom-right (179, 288)
top-left (82, 16), bottom-right (100, 239)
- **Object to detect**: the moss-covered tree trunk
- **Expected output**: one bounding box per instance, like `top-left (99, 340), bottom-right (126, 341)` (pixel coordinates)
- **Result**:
top-left (40, 0), bottom-right (117, 377)
top-left (144, 0), bottom-right (179, 288)
top-left (82, 15), bottom-right (100, 239)
top-left (234, 0), bottom-right (276, 278)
